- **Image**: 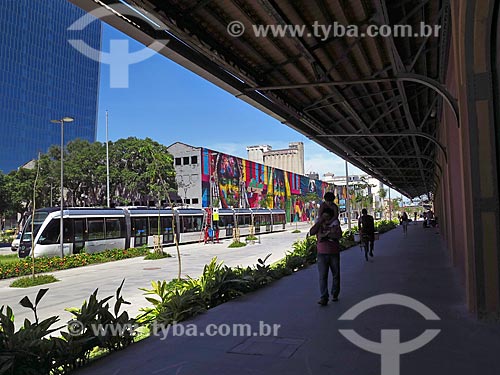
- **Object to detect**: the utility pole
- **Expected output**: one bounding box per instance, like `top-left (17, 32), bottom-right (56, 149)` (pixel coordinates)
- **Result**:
top-left (388, 187), bottom-right (392, 221)
top-left (106, 110), bottom-right (110, 207)
top-left (345, 160), bottom-right (351, 231)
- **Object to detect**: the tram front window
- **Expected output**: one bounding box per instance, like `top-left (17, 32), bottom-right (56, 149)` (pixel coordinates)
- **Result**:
top-left (21, 211), bottom-right (49, 243)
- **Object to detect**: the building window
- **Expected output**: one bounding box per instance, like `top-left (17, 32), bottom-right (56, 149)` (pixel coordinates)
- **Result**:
top-left (184, 198), bottom-right (190, 204)
top-left (192, 198), bottom-right (199, 204)
top-left (183, 156), bottom-right (190, 165)
top-left (175, 158), bottom-right (181, 166)
top-left (191, 155), bottom-right (198, 164)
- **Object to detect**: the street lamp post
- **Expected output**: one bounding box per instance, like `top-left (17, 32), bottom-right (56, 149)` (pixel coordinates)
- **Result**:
top-left (345, 160), bottom-right (351, 231)
top-left (105, 110), bottom-right (110, 207)
top-left (51, 116), bottom-right (74, 258)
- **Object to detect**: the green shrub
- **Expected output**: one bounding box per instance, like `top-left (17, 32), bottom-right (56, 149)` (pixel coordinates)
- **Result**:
top-left (0, 289), bottom-right (63, 375)
top-left (144, 251), bottom-right (171, 260)
top-left (291, 229), bottom-right (301, 233)
top-left (0, 246), bottom-right (150, 280)
top-left (228, 240), bottom-right (246, 248)
top-left (290, 236), bottom-right (317, 264)
top-left (0, 282), bottom-right (136, 374)
top-left (65, 279), bottom-right (136, 354)
top-left (269, 262), bottom-right (293, 278)
top-left (155, 288), bottom-right (206, 325)
top-left (0, 254), bottom-right (21, 265)
top-left (375, 219), bottom-right (398, 233)
top-left (10, 275), bottom-right (59, 288)
top-left (194, 258), bottom-right (249, 308)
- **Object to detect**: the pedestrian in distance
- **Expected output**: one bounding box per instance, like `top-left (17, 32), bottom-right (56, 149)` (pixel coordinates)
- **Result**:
top-left (414, 211), bottom-right (418, 225)
top-left (309, 206), bottom-right (342, 306)
top-left (401, 211), bottom-right (409, 235)
top-left (358, 208), bottom-right (375, 261)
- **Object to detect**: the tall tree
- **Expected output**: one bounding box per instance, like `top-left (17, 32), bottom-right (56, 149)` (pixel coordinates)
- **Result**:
top-left (64, 139), bottom-right (107, 206)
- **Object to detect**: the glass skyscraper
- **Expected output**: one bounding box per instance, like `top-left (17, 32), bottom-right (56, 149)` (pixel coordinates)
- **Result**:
top-left (0, 0), bottom-right (101, 173)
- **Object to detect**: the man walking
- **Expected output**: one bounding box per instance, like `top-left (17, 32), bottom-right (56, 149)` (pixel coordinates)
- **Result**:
top-left (309, 206), bottom-right (341, 306)
top-left (358, 208), bottom-right (375, 261)
top-left (401, 211), bottom-right (409, 235)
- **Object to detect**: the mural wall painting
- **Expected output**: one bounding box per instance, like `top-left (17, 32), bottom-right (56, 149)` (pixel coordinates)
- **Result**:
top-left (201, 148), bottom-right (331, 221)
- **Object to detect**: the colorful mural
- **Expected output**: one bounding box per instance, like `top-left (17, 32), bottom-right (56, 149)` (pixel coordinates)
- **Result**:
top-left (201, 148), bottom-right (331, 221)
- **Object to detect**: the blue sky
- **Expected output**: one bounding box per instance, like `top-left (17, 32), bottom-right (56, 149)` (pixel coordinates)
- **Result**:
top-left (95, 25), bottom-right (368, 183)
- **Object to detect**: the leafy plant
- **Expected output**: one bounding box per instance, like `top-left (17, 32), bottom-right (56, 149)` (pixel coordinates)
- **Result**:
top-left (0, 289), bottom-right (64, 375)
top-left (195, 258), bottom-right (248, 308)
top-left (291, 236), bottom-right (317, 264)
top-left (243, 254), bottom-right (274, 289)
top-left (284, 254), bottom-right (306, 271)
top-left (155, 287), bottom-right (206, 325)
top-left (65, 279), bottom-right (135, 354)
top-left (137, 280), bottom-right (179, 324)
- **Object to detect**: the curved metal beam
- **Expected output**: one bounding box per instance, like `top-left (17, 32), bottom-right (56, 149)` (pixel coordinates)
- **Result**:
top-left (395, 73), bottom-right (459, 127)
top-left (350, 154), bottom-right (444, 176)
top-left (316, 132), bottom-right (448, 163)
top-left (246, 74), bottom-right (459, 126)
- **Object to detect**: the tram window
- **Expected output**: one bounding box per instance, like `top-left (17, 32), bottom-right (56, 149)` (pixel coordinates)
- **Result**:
top-left (181, 216), bottom-right (192, 232)
top-left (88, 219), bottom-right (105, 240)
top-left (22, 212), bottom-right (49, 243)
top-left (37, 219), bottom-right (72, 244)
top-left (273, 214), bottom-right (285, 224)
top-left (132, 218), bottom-right (148, 236)
top-left (255, 215), bottom-right (270, 226)
top-left (105, 218), bottom-right (121, 239)
top-left (254, 215), bottom-right (260, 226)
top-left (63, 219), bottom-right (72, 242)
top-left (218, 215), bottom-right (234, 228)
top-left (162, 217), bottom-right (173, 234)
top-left (150, 217), bottom-right (158, 235)
top-left (182, 216), bottom-right (203, 232)
top-left (149, 216), bottom-right (167, 235)
top-left (38, 219), bottom-right (59, 244)
top-left (237, 215), bottom-right (251, 227)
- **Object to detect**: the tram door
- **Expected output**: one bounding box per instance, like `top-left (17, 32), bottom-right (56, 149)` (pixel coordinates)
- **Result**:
top-left (163, 217), bottom-right (174, 244)
top-left (132, 217), bottom-right (148, 246)
top-left (73, 219), bottom-right (85, 254)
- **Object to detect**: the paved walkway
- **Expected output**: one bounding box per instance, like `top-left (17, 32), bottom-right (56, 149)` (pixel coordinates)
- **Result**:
top-left (0, 222), bottom-right (313, 326)
top-left (76, 221), bottom-right (500, 375)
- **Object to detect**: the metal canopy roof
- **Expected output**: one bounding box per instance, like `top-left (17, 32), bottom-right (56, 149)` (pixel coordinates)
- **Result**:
top-left (72, 0), bottom-right (453, 198)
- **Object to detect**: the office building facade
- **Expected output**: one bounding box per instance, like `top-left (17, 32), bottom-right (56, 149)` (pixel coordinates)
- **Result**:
top-left (0, 0), bottom-right (101, 173)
